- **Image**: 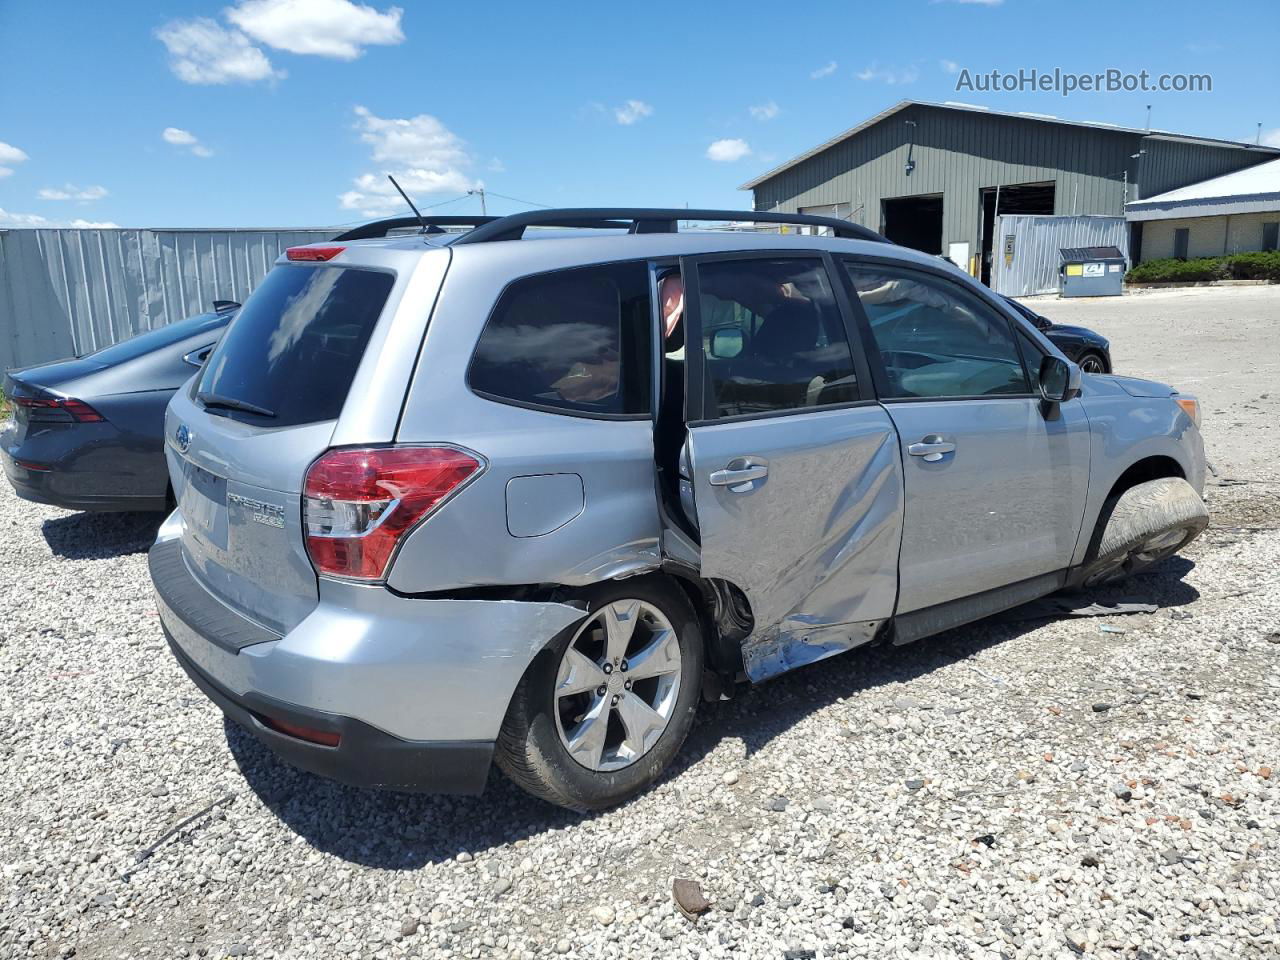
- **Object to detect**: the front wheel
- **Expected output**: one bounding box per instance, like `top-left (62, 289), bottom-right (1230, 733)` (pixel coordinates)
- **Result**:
top-left (1079, 477), bottom-right (1208, 587)
top-left (495, 576), bottom-right (704, 811)
top-left (1077, 351), bottom-right (1108, 374)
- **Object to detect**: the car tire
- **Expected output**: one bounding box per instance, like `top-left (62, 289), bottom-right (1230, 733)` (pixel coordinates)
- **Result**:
top-left (1079, 477), bottom-right (1208, 587)
top-left (495, 575), bottom-right (704, 811)
top-left (1077, 351), bottom-right (1108, 374)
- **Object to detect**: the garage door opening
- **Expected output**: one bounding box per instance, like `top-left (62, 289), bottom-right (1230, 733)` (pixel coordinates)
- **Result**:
top-left (980, 182), bottom-right (1055, 285)
top-left (881, 195), bottom-right (943, 254)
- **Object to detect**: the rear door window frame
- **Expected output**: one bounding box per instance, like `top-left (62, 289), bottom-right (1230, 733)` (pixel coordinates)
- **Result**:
top-left (681, 249), bottom-right (877, 425)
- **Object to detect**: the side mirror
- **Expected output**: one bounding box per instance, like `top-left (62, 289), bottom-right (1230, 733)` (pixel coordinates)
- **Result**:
top-left (709, 327), bottom-right (745, 359)
top-left (1038, 356), bottom-right (1081, 403)
top-left (1030, 314), bottom-right (1052, 331)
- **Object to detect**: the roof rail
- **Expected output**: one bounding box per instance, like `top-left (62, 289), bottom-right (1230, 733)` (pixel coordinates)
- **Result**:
top-left (450, 208), bottom-right (888, 245)
top-left (331, 215), bottom-right (499, 241)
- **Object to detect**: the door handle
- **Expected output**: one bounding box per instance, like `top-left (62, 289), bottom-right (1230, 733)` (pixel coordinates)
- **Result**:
top-left (709, 457), bottom-right (769, 490)
top-left (907, 435), bottom-right (956, 462)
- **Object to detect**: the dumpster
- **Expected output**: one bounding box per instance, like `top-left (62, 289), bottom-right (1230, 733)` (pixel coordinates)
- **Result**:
top-left (1060, 246), bottom-right (1126, 297)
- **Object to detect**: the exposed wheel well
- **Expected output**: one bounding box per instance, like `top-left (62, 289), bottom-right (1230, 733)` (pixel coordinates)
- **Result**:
top-left (1106, 456), bottom-right (1185, 504)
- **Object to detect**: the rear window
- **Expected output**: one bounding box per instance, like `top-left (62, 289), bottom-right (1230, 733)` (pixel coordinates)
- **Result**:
top-left (196, 265), bottom-right (394, 427)
top-left (468, 261), bottom-right (651, 417)
top-left (85, 311), bottom-right (229, 364)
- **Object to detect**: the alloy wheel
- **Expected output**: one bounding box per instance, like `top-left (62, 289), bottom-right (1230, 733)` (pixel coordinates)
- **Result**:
top-left (553, 599), bottom-right (682, 772)
top-left (1079, 354), bottom-right (1106, 374)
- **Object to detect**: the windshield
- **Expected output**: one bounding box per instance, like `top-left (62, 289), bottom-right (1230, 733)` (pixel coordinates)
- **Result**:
top-left (196, 264), bottom-right (395, 427)
top-left (84, 312), bottom-right (230, 364)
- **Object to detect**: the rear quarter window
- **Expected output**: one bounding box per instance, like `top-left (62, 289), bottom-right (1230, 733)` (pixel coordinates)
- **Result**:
top-left (468, 261), bottom-right (651, 417)
top-left (197, 264), bottom-right (394, 427)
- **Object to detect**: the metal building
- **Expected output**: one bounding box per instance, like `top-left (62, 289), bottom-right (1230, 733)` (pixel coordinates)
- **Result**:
top-left (743, 100), bottom-right (1278, 285)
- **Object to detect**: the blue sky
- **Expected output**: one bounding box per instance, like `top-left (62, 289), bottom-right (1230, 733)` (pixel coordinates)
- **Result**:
top-left (0, 0), bottom-right (1276, 228)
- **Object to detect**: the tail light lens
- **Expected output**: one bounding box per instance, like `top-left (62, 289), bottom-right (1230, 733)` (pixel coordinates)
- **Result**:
top-left (12, 395), bottom-right (105, 423)
top-left (303, 446), bottom-right (482, 581)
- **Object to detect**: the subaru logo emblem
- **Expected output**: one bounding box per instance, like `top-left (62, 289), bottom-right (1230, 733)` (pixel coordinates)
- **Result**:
top-left (176, 423), bottom-right (191, 453)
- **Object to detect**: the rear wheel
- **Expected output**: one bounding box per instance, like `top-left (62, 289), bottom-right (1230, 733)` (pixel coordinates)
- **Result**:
top-left (495, 576), bottom-right (703, 811)
top-left (1079, 477), bottom-right (1208, 587)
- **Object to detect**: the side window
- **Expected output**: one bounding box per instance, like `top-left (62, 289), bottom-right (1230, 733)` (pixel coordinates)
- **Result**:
top-left (469, 261), bottom-right (651, 416)
top-left (694, 257), bottom-right (860, 419)
top-left (1017, 330), bottom-right (1045, 392)
top-left (844, 263), bottom-right (1031, 400)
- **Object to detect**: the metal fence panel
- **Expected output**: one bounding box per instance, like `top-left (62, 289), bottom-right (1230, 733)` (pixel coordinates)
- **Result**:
top-left (991, 215), bottom-right (1129, 297)
top-left (0, 227), bottom-right (334, 370)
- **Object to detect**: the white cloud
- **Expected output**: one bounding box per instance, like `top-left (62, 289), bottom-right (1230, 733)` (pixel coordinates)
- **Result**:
top-left (706, 138), bottom-right (752, 163)
top-left (339, 105), bottom-right (476, 217)
top-left (487, 157), bottom-right (506, 173)
top-left (163, 127), bottom-right (214, 157)
top-left (37, 184), bottom-right (109, 201)
top-left (614, 100), bottom-right (653, 125)
top-left (856, 62), bottom-right (920, 85)
top-left (0, 207), bottom-right (48, 226)
top-left (226, 0), bottom-right (404, 60)
top-left (940, 59), bottom-right (960, 74)
top-left (155, 17), bottom-right (282, 85)
top-left (749, 100), bottom-right (780, 121)
top-left (162, 127), bottom-right (198, 146)
top-left (0, 140), bottom-right (29, 178)
top-left (1261, 129), bottom-right (1280, 148)
top-left (0, 208), bottom-right (118, 228)
top-left (810, 60), bottom-right (837, 79)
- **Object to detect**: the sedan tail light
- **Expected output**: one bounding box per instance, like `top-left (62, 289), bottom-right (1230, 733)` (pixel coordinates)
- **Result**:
top-left (303, 446), bottom-right (483, 581)
top-left (12, 394), bottom-right (105, 423)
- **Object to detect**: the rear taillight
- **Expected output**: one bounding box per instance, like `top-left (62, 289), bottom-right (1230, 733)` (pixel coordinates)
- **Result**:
top-left (303, 446), bottom-right (483, 581)
top-left (13, 395), bottom-right (105, 423)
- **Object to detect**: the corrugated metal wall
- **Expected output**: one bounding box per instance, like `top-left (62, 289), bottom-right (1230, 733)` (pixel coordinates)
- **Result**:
top-left (1138, 139), bottom-right (1273, 199)
top-left (990, 215), bottom-right (1129, 297)
top-left (0, 227), bottom-right (333, 370)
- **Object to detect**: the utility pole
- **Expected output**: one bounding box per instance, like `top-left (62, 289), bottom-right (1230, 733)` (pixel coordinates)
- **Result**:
top-left (469, 187), bottom-right (487, 215)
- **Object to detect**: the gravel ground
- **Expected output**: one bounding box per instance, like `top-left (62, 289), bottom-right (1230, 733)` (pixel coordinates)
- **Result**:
top-left (2, 289), bottom-right (1278, 960)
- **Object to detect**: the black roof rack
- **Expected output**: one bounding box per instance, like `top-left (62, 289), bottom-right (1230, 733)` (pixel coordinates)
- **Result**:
top-left (452, 208), bottom-right (888, 245)
top-left (331, 215), bottom-right (499, 241)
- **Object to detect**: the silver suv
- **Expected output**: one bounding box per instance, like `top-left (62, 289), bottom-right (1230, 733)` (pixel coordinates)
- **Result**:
top-left (150, 209), bottom-right (1208, 811)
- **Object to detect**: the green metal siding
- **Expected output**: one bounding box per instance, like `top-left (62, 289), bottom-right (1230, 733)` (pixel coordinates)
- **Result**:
top-left (1136, 139), bottom-right (1274, 199)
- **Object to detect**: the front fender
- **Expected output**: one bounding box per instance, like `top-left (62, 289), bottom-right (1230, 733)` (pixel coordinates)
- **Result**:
top-left (1072, 389), bottom-right (1205, 566)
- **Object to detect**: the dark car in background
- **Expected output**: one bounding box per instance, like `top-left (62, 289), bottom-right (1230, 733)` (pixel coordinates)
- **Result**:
top-left (1001, 295), bottom-right (1112, 374)
top-left (1, 302), bottom-right (237, 512)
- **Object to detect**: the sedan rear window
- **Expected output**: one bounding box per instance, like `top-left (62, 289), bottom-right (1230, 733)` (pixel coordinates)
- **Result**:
top-left (197, 265), bottom-right (394, 426)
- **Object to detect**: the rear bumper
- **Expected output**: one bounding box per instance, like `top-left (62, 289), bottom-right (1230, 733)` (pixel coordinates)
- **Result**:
top-left (149, 517), bottom-right (587, 793)
top-left (164, 627), bottom-right (494, 793)
top-left (1, 422), bottom-right (168, 512)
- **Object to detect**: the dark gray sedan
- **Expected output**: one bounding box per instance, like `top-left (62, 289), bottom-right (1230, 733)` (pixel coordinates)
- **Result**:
top-left (1, 304), bottom-right (236, 512)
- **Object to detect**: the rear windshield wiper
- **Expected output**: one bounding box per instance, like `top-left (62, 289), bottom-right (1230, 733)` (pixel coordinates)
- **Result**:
top-left (196, 391), bottom-right (276, 418)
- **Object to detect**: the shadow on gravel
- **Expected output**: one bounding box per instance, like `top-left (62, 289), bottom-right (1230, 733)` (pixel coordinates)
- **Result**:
top-left (42, 510), bottom-right (164, 559)
top-left (224, 555), bottom-right (1199, 869)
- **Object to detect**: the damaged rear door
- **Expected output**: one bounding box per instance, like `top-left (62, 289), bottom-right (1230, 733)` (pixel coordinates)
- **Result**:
top-left (680, 251), bottom-right (904, 681)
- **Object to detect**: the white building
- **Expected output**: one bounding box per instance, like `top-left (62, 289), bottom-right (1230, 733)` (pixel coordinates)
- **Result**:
top-left (1127, 157), bottom-right (1280, 262)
